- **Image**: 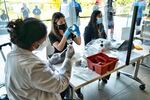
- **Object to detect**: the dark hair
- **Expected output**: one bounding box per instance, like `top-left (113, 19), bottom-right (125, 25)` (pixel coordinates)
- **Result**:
top-left (50, 12), bottom-right (65, 38)
top-left (88, 10), bottom-right (102, 34)
top-left (7, 18), bottom-right (47, 49)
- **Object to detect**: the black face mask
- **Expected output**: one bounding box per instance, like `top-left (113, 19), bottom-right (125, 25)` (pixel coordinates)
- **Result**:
top-left (58, 24), bottom-right (67, 32)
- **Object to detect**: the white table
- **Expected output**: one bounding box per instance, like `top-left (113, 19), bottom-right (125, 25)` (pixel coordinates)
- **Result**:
top-left (54, 49), bottom-right (144, 99)
top-left (54, 39), bottom-right (150, 99)
top-left (69, 60), bottom-right (124, 90)
top-left (134, 45), bottom-right (150, 69)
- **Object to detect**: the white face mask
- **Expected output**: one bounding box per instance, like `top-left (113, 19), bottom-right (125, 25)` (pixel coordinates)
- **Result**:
top-left (35, 38), bottom-right (48, 51)
top-left (96, 18), bottom-right (102, 24)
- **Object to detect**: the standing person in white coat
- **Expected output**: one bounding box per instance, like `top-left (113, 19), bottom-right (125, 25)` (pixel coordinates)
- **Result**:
top-left (93, 1), bottom-right (100, 11)
top-left (107, 0), bottom-right (116, 41)
top-left (5, 18), bottom-right (74, 100)
top-left (60, 0), bottom-right (79, 27)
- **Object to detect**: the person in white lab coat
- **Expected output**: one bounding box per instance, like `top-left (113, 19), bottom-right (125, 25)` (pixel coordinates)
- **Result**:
top-left (93, 1), bottom-right (100, 11)
top-left (60, 0), bottom-right (79, 27)
top-left (5, 18), bottom-right (74, 100)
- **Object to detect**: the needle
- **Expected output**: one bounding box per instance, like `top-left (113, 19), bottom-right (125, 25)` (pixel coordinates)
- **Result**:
top-left (59, 48), bottom-right (67, 57)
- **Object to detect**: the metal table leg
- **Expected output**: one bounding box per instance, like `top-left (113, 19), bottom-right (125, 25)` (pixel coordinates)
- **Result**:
top-left (140, 63), bottom-right (150, 68)
top-left (69, 85), bottom-right (74, 100)
top-left (117, 59), bottom-right (146, 90)
top-left (140, 57), bottom-right (150, 68)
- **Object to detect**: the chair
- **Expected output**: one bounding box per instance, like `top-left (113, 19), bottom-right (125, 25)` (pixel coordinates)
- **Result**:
top-left (0, 42), bottom-right (12, 61)
top-left (0, 42), bottom-right (12, 100)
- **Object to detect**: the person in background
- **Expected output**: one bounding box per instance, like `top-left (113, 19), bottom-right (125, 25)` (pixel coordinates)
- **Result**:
top-left (134, 0), bottom-right (146, 26)
top-left (32, 5), bottom-right (41, 19)
top-left (133, 0), bottom-right (146, 35)
top-left (5, 18), bottom-right (74, 100)
top-left (84, 10), bottom-right (110, 83)
top-left (84, 10), bottom-right (107, 45)
top-left (0, 10), bottom-right (8, 21)
top-left (21, 3), bottom-right (30, 19)
top-left (48, 12), bottom-right (81, 54)
top-left (70, 0), bottom-right (82, 26)
top-left (93, 1), bottom-right (100, 11)
top-left (107, 0), bottom-right (116, 41)
top-left (60, 0), bottom-right (71, 27)
top-left (60, 0), bottom-right (82, 26)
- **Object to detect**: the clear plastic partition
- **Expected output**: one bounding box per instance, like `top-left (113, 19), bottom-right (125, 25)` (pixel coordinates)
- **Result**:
top-left (84, 38), bottom-right (111, 57)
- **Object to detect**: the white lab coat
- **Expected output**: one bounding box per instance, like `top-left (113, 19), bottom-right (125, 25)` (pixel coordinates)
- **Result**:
top-left (60, 1), bottom-right (77, 27)
top-left (93, 5), bottom-right (99, 11)
top-left (5, 46), bottom-right (72, 100)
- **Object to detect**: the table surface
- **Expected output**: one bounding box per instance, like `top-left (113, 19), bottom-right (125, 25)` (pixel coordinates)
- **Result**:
top-left (46, 38), bottom-right (150, 91)
top-left (68, 49), bottom-right (145, 90)
top-left (54, 38), bottom-right (150, 91)
top-left (134, 45), bottom-right (150, 57)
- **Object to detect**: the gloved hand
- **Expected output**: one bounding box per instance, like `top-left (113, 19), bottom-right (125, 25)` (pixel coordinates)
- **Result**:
top-left (49, 53), bottom-right (59, 64)
top-left (49, 53), bottom-right (65, 65)
top-left (64, 27), bottom-right (72, 38)
top-left (59, 45), bottom-right (73, 76)
top-left (65, 45), bottom-right (74, 59)
top-left (71, 24), bottom-right (80, 37)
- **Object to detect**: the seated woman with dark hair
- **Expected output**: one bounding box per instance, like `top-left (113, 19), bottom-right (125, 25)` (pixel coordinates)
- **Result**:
top-left (84, 10), bottom-right (110, 83)
top-left (84, 10), bottom-right (107, 45)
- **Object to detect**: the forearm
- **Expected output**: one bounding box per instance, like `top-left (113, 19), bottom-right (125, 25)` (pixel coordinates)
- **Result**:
top-left (56, 36), bottom-right (67, 51)
top-left (59, 58), bottom-right (72, 79)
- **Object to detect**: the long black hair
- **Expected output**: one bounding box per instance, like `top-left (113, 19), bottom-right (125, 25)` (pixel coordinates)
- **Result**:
top-left (50, 12), bottom-right (65, 39)
top-left (7, 18), bottom-right (47, 49)
top-left (88, 10), bottom-right (102, 35)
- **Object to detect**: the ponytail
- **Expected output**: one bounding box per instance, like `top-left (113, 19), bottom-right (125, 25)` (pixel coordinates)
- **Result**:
top-left (7, 18), bottom-right (47, 49)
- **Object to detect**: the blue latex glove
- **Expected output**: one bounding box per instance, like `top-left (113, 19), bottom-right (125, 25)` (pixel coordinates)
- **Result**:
top-left (71, 24), bottom-right (80, 37)
top-left (64, 27), bottom-right (72, 38)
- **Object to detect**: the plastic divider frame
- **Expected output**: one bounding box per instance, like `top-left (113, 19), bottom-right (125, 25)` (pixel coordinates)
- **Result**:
top-left (87, 52), bottom-right (118, 75)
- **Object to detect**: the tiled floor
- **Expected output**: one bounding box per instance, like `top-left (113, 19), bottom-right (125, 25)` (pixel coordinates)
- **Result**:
top-left (0, 16), bottom-right (150, 100)
top-left (81, 65), bottom-right (150, 100)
